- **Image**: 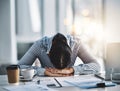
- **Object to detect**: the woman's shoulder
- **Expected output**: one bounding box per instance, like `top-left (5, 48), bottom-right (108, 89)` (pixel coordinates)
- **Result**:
top-left (34, 36), bottom-right (53, 51)
top-left (66, 35), bottom-right (81, 43)
top-left (35, 36), bottom-right (53, 44)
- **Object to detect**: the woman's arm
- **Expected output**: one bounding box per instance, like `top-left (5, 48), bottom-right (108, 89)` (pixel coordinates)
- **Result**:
top-left (73, 41), bottom-right (100, 75)
top-left (18, 41), bottom-right (41, 65)
top-left (18, 40), bottom-right (52, 76)
top-left (44, 68), bottom-right (73, 76)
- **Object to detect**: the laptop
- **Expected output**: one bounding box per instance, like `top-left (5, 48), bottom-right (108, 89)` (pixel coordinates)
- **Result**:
top-left (95, 42), bottom-right (120, 80)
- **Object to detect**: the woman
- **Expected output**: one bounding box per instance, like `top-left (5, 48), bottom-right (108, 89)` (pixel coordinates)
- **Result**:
top-left (18, 33), bottom-right (100, 76)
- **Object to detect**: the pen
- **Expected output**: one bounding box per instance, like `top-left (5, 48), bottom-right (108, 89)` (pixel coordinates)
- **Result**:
top-left (94, 74), bottom-right (105, 81)
top-left (54, 78), bottom-right (62, 87)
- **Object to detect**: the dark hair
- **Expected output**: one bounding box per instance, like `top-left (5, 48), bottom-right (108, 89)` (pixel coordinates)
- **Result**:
top-left (49, 33), bottom-right (72, 69)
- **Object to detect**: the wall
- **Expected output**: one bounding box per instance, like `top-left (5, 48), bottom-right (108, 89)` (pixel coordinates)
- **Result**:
top-left (105, 0), bottom-right (120, 42)
top-left (0, 0), bottom-right (17, 64)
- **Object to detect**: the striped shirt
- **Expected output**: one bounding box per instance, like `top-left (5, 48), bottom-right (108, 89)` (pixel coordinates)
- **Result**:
top-left (18, 35), bottom-right (100, 75)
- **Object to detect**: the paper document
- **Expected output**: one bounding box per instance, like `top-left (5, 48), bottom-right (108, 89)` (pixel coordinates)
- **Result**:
top-left (64, 80), bottom-right (116, 89)
top-left (3, 84), bottom-right (57, 91)
top-left (55, 74), bottom-right (102, 87)
top-left (64, 75), bottom-right (101, 83)
top-left (33, 77), bottom-right (61, 87)
top-left (62, 75), bottom-right (116, 89)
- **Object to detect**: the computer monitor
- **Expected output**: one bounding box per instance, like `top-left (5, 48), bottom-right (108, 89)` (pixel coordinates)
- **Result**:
top-left (95, 42), bottom-right (120, 80)
top-left (104, 42), bottom-right (120, 80)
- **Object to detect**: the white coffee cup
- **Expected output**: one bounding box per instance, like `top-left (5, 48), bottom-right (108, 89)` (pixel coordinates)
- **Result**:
top-left (21, 68), bottom-right (34, 80)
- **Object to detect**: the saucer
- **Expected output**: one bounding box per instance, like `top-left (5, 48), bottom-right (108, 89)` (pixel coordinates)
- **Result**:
top-left (19, 76), bottom-right (33, 82)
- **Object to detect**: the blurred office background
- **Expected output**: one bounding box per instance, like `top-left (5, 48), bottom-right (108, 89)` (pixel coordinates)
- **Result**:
top-left (0, 0), bottom-right (120, 74)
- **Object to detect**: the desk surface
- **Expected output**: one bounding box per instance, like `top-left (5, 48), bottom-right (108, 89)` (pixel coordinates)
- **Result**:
top-left (0, 75), bottom-right (120, 91)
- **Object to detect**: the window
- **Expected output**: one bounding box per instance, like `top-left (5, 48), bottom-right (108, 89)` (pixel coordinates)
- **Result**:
top-left (65, 0), bottom-right (104, 72)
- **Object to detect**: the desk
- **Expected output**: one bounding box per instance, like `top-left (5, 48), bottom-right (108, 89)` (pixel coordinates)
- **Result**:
top-left (0, 75), bottom-right (120, 91)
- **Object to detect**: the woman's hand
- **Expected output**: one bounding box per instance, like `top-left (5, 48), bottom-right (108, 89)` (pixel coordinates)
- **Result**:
top-left (44, 67), bottom-right (74, 77)
top-left (45, 69), bottom-right (63, 77)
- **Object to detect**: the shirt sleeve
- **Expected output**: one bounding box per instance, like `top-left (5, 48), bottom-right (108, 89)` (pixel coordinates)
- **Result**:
top-left (72, 37), bottom-right (100, 75)
top-left (35, 67), bottom-right (46, 76)
top-left (18, 41), bottom-right (41, 65)
top-left (73, 63), bottom-right (100, 75)
top-left (18, 40), bottom-right (49, 76)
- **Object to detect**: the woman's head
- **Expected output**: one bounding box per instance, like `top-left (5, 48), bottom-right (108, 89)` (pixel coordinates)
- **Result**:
top-left (49, 33), bottom-right (72, 69)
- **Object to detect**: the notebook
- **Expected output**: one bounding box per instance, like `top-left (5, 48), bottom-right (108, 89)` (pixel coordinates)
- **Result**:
top-left (96, 42), bottom-right (120, 80)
